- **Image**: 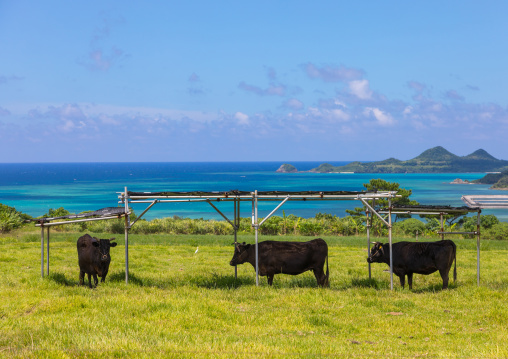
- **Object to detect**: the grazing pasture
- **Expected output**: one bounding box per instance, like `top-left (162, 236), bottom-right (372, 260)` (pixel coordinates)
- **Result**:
top-left (1, 232), bottom-right (508, 358)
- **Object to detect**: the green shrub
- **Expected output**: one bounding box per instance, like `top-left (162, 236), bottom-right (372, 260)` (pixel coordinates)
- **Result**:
top-left (460, 214), bottom-right (499, 233)
top-left (485, 222), bottom-right (508, 240)
top-left (0, 203), bottom-right (31, 233)
top-left (393, 218), bottom-right (426, 236)
top-left (259, 216), bottom-right (283, 235)
top-left (297, 219), bottom-right (324, 236)
top-left (42, 207), bottom-right (71, 218)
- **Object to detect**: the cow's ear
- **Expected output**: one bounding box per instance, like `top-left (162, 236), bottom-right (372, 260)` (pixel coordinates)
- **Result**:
top-left (110, 242), bottom-right (118, 247)
top-left (92, 241), bottom-right (100, 247)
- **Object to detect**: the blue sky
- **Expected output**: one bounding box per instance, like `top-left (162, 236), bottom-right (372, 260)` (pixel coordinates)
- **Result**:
top-left (1, 1), bottom-right (507, 162)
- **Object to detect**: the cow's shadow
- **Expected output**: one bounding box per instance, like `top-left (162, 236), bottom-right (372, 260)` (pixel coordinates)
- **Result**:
top-left (190, 274), bottom-right (255, 289)
top-left (350, 277), bottom-right (457, 292)
top-left (108, 271), bottom-right (145, 286)
top-left (107, 271), bottom-right (255, 289)
top-left (409, 283), bottom-right (457, 293)
top-left (47, 272), bottom-right (78, 286)
top-left (350, 277), bottom-right (382, 289)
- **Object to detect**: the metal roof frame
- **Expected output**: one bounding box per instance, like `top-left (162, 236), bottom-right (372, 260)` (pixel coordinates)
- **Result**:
top-left (119, 187), bottom-right (401, 287)
top-left (32, 188), bottom-right (489, 289)
top-left (29, 207), bottom-right (129, 278)
top-left (377, 204), bottom-right (482, 286)
top-left (462, 194), bottom-right (508, 209)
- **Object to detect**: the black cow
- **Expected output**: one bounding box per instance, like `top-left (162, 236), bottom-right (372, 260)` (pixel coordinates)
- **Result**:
top-left (367, 240), bottom-right (457, 289)
top-left (77, 233), bottom-right (117, 288)
top-left (230, 238), bottom-right (329, 287)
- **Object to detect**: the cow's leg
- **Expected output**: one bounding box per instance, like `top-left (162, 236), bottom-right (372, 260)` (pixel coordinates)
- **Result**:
top-left (93, 274), bottom-right (99, 288)
top-left (407, 273), bottom-right (413, 290)
top-left (313, 268), bottom-right (325, 287)
top-left (101, 269), bottom-right (108, 283)
top-left (87, 273), bottom-right (93, 288)
top-left (79, 270), bottom-right (85, 286)
top-left (267, 274), bottom-right (274, 286)
top-left (439, 268), bottom-right (449, 289)
top-left (398, 274), bottom-right (405, 288)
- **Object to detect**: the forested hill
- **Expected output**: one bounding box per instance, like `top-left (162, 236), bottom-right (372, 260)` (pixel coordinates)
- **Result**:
top-left (474, 170), bottom-right (508, 189)
top-left (306, 147), bottom-right (508, 173)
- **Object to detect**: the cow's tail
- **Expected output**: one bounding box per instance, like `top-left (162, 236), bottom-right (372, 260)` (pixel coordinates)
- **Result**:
top-left (325, 254), bottom-right (330, 287)
top-left (453, 242), bottom-right (457, 283)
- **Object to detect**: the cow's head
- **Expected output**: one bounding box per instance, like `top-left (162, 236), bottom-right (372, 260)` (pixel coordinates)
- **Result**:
top-left (367, 242), bottom-right (385, 263)
top-left (92, 237), bottom-right (117, 262)
top-left (230, 242), bottom-right (250, 266)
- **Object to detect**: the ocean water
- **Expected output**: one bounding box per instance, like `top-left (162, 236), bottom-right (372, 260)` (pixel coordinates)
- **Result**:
top-left (0, 162), bottom-right (505, 221)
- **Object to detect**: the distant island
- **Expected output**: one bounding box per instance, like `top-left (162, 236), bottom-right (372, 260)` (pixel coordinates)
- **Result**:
top-left (279, 146), bottom-right (508, 174)
top-left (276, 164), bottom-right (298, 173)
top-left (473, 170), bottom-right (508, 190)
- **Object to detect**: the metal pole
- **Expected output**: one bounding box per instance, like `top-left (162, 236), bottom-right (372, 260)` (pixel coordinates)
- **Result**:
top-left (366, 206), bottom-right (371, 280)
top-left (124, 187), bottom-right (130, 284)
top-left (41, 225), bottom-right (44, 278)
top-left (47, 227), bottom-right (50, 276)
top-left (440, 213), bottom-right (444, 240)
top-left (234, 198), bottom-right (238, 280)
top-left (389, 198), bottom-right (393, 290)
top-left (254, 190), bottom-right (259, 286)
top-left (477, 209), bottom-right (481, 286)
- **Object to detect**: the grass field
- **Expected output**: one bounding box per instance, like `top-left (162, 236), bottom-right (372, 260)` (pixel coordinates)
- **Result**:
top-left (1, 231), bottom-right (507, 358)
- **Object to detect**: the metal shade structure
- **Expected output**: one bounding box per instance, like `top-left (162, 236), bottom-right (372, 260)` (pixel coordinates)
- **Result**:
top-left (461, 194), bottom-right (508, 286)
top-left (27, 207), bottom-right (129, 278)
top-left (462, 194), bottom-right (508, 209)
top-left (119, 188), bottom-right (400, 287)
top-left (379, 204), bottom-right (482, 287)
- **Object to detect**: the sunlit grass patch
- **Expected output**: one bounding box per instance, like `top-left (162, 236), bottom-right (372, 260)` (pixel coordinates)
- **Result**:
top-left (1, 232), bottom-right (508, 357)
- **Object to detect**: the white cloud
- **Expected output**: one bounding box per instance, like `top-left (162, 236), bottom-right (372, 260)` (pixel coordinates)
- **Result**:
top-left (99, 114), bottom-right (121, 125)
top-left (349, 79), bottom-right (372, 100)
top-left (330, 109), bottom-right (350, 122)
top-left (306, 107), bottom-right (350, 122)
top-left (234, 112), bottom-right (249, 125)
top-left (334, 100), bottom-right (347, 108)
top-left (364, 107), bottom-right (394, 126)
top-left (403, 106), bottom-right (413, 116)
top-left (60, 120), bottom-right (75, 132)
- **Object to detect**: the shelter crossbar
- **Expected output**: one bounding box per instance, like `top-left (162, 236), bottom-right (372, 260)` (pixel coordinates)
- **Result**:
top-left (123, 190), bottom-right (398, 201)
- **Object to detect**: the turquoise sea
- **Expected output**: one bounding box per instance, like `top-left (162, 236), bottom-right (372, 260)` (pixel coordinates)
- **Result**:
top-left (0, 162), bottom-right (505, 221)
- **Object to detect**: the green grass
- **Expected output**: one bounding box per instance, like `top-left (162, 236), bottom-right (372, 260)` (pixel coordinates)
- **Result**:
top-left (1, 231), bottom-right (508, 358)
